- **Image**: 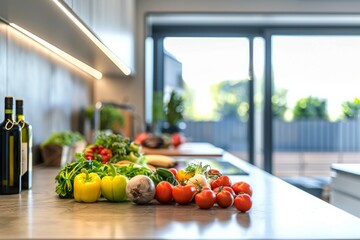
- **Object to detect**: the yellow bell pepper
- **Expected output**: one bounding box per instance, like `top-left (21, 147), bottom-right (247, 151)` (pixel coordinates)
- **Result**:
top-left (101, 163), bottom-right (128, 202)
top-left (74, 169), bottom-right (101, 203)
top-left (176, 169), bottom-right (194, 183)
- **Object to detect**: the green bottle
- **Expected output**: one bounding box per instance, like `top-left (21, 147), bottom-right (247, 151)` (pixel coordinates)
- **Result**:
top-left (0, 96), bottom-right (22, 194)
top-left (16, 99), bottom-right (33, 190)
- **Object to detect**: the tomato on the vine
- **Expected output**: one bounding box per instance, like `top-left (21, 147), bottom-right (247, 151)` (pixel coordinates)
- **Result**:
top-left (210, 175), bottom-right (232, 189)
top-left (155, 181), bottom-right (174, 204)
top-left (216, 190), bottom-right (234, 208)
top-left (234, 193), bottom-right (252, 212)
top-left (232, 181), bottom-right (253, 196)
top-left (213, 186), bottom-right (236, 197)
top-left (172, 185), bottom-right (197, 205)
top-left (195, 189), bottom-right (216, 209)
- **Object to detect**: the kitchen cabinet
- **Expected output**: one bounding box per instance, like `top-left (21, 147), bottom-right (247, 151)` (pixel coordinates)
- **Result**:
top-left (1, 152), bottom-right (360, 239)
top-left (330, 163), bottom-right (360, 218)
top-left (0, 0), bottom-right (133, 77)
top-left (65, 0), bottom-right (135, 74)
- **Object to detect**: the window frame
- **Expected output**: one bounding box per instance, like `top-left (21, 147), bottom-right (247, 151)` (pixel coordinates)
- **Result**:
top-left (149, 23), bottom-right (360, 173)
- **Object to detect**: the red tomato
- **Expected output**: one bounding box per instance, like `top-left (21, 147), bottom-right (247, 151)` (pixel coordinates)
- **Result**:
top-left (234, 193), bottom-right (252, 212)
top-left (168, 168), bottom-right (178, 178)
top-left (216, 190), bottom-right (234, 208)
top-left (134, 132), bottom-right (150, 145)
top-left (172, 185), bottom-right (197, 205)
top-left (232, 181), bottom-right (253, 196)
top-left (210, 175), bottom-right (232, 189)
top-left (213, 186), bottom-right (236, 197)
top-left (200, 186), bottom-right (211, 191)
top-left (155, 181), bottom-right (174, 204)
top-left (207, 168), bottom-right (222, 177)
top-left (195, 189), bottom-right (216, 209)
top-left (171, 133), bottom-right (185, 148)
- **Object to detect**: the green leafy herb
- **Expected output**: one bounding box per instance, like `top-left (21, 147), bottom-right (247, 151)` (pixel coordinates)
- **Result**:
top-left (55, 153), bottom-right (106, 198)
top-left (41, 131), bottom-right (84, 147)
top-left (94, 132), bottom-right (142, 163)
top-left (185, 161), bottom-right (210, 175)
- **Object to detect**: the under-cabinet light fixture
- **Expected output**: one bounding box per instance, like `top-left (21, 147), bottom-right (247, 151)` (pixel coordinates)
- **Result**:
top-left (52, 0), bottom-right (132, 76)
top-left (9, 23), bottom-right (103, 80)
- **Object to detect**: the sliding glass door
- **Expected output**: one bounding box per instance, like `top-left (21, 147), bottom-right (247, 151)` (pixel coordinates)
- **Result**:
top-left (150, 28), bottom-right (263, 164)
top-left (271, 34), bottom-right (360, 178)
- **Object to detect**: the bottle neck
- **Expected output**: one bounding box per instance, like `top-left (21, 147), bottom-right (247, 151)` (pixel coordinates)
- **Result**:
top-left (17, 114), bottom-right (25, 121)
top-left (4, 109), bottom-right (14, 121)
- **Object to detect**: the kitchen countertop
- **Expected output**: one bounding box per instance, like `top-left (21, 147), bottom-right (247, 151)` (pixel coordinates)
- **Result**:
top-left (331, 163), bottom-right (360, 176)
top-left (1, 153), bottom-right (360, 239)
top-left (142, 142), bottom-right (224, 157)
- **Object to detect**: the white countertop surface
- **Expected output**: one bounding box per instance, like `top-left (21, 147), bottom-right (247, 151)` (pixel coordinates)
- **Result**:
top-left (331, 163), bottom-right (360, 176)
top-left (1, 153), bottom-right (360, 239)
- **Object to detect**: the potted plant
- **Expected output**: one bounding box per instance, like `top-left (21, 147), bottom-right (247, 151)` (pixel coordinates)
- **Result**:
top-left (162, 90), bottom-right (184, 134)
top-left (40, 131), bottom-right (86, 167)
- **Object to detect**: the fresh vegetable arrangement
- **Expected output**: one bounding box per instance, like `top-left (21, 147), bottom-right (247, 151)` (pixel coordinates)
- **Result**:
top-left (55, 133), bottom-right (253, 212)
top-left (134, 132), bottom-right (185, 149)
top-left (83, 132), bottom-right (144, 164)
top-left (162, 162), bottom-right (253, 212)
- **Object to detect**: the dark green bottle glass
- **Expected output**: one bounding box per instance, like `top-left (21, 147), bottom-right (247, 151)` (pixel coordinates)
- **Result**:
top-left (16, 99), bottom-right (32, 190)
top-left (0, 96), bottom-right (22, 194)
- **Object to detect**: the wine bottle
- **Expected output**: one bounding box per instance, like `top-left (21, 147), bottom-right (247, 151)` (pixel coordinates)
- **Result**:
top-left (16, 99), bottom-right (32, 190)
top-left (0, 96), bottom-right (22, 194)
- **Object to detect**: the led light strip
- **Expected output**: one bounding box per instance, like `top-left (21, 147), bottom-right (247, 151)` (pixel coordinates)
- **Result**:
top-left (52, 0), bottom-right (132, 76)
top-left (10, 23), bottom-right (103, 80)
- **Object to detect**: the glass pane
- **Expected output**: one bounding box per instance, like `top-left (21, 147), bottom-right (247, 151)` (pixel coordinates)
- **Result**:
top-left (163, 37), bottom-right (250, 160)
top-left (272, 35), bottom-right (360, 199)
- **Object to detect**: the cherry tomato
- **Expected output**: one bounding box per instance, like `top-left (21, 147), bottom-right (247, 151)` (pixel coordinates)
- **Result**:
top-left (210, 175), bottom-right (232, 189)
top-left (232, 181), bottom-right (253, 196)
top-left (195, 189), bottom-right (216, 209)
top-left (168, 168), bottom-right (178, 178)
top-left (234, 193), bottom-right (252, 212)
top-left (216, 190), bottom-right (234, 208)
top-left (213, 186), bottom-right (236, 197)
top-left (172, 185), bottom-right (197, 205)
top-left (155, 181), bottom-right (174, 204)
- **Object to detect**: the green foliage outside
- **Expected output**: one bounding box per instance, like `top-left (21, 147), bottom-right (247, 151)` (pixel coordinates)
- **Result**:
top-left (41, 131), bottom-right (84, 147)
top-left (85, 104), bottom-right (124, 131)
top-left (176, 80), bottom-right (360, 122)
top-left (341, 97), bottom-right (360, 119)
top-left (293, 96), bottom-right (328, 120)
top-left (212, 80), bottom-right (248, 121)
top-left (272, 89), bottom-right (288, 120)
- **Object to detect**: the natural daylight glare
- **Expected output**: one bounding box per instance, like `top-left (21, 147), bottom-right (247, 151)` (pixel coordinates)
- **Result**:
top-left (165, 36), bottom-right (360, 122)
top-left (164, 37), bottom-right (250, 120)
top-left (273, 35), bottom-right (360, 121)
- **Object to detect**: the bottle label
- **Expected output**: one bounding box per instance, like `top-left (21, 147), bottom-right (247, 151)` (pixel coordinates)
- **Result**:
top-left (9, 136), bottom-right (14, 186)
top-left (21, 143), bottom-right (28, 176)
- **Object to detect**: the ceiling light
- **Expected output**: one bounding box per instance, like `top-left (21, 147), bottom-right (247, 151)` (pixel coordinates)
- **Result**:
top-left (52, 0), bottom-right (132, 76)
top-left (9, 22), bottom-right (103, 80)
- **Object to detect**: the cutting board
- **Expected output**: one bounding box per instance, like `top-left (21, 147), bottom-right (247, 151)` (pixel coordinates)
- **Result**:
top-left (141, 142), bottom-right (224, 157)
